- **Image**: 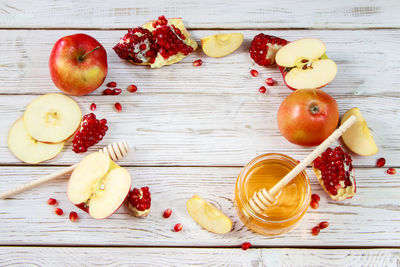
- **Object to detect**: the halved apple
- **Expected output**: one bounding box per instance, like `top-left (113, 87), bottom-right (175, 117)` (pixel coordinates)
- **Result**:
top-left (341, 107), bottom-right (378, 156)
top-left (8, 117), bottom-right (64, 164)
top-left (67, 152), bottom-right (132, 219)
top-left (275, 38), bottom-right (337, 90)
top-left (201, 33), bottom-right (243, 58)
top-left (24, 93), bottom-right (82, 143)
top-left (186, 195), bottom-right (232, 234)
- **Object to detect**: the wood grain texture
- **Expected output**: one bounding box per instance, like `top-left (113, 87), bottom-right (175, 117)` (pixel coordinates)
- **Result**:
top-left (0, 166), bottom-right (399, 246)
top-left (1, 0), bottom-right (400, 29)
top-left (0, 247), bottom-right (399, 267)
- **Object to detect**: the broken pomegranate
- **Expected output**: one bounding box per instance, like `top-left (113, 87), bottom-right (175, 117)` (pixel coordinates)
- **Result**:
top-left (249, 34), bottom-right (288, 66)
top-left (127, 187), bottom-right (151, 217)
top-left (312, 146), bottom-right (356, 201)
top-left (72, 113), bottom-right (108, 153)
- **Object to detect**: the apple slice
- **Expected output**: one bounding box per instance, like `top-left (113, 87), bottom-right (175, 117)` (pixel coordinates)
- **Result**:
top-left (8, 117), bottom-right (64, 164)
top-left (275, 38), bottom-right (337, 90)
top-left (24, 94), bottom-right (82, 143)
top-left (341, 107), bottom-right (378, 156)
top-left (186, 195), bottom-right (232, 234)
top-left (67, 152), bottom-right (131, 219)
top-left (201, 33), bottom-right (244, 58)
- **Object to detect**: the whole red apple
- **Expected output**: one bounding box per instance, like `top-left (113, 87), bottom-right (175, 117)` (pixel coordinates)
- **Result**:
top-left (277, 89), bottom-right (339, 146)
top-left (49, 34), bottom-right (108, 96)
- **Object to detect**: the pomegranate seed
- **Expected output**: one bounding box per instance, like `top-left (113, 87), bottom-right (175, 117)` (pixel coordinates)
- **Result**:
top-left (241, 242), bottom-right (251, 250)
top-left (311, 226), bottom-right (320, 236)
top-left (319, 221), bottom-right (329, 229)
top-left (376, 158), bottom-right (386, 167)
top-left (107, 82), bottom-right (117, 87)
top-left (127, 85), bottom-right (137, 93)
top-left (174, 223), bottom-right (183, 232)
top-left (387, 168), bottom-right (397, 175)
top-left (114, 102), bottom-right (122, 112)
top-left (112, 88), bottom-right (122, 95)
top-left (69, 211), bottom-right (78, 222)
top-left (54, 208), bottom-right (63, 216)
top-left (250, 69), bottom-right (259, 77)
top-left (90, 103), bottom-right (96, 111)
top-left (311, 194), bottom-right (320, 202)
top-left (266, 78), bottom-right (275, 86)
top-left (47, 198), bottom-right (57, 205)
top-left (310, 199), bottom-right (319, 209)
top-left (163, 208), bottom-right (172, 218)
top-left (259, 86), bottom-right (266, 94)
top-left (193, 59), bottom-right (203, 67)
top-left (103, 89), bottom-right (113, 95)
top-left (127, 187), bottom-right (151, 217)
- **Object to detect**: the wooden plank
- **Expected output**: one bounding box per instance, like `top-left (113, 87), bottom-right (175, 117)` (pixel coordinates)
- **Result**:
top-left (0, 166), bottom-right (398, 246)
top-left (1, 0), bottom-right (400, 29)
top-left (0, 247), bottom-right (399, 267)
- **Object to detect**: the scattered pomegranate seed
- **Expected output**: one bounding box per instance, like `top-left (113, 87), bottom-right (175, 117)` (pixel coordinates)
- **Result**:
top-left (193, 59), bottom-right (203, 67)
top-left (311, 194), bottom-right (320, 202)
top-left (127, 85), bottom-right (138, 93)
top-left (266, 78), bottom-right (275, 86)
top-left (241, 242), bottom-right (252, 250)
top-left (47, 198), bottom-right (57, 205)
top-left (311, 226), bottom-right (320, 236)
top-left (107, 81), bottom-right (117, 87)
top-left (310, 199), bottom-right (319, 209)
top-left (319, 221), bottom-right (329, 229)
top-left (387, 168), bottom-right (397, 175)
top-left (90, 103), bottom-right (96, 111)
top-left (103, 89), bottom-right (113, 95)
top-left (163, 208), bottom-right (172, 218)
top-left (114, 102), bottom-right (122, 112)
top-left (174, 223), bottom-right (183, 232)
top-left (250, 69), bottom-right (259, 77)
top-left (127, 187), bottom-right (151, 217)
top-left (259, 86), bottom-right (267, 94)
top-left (69, 211), bottom-right (78, 222)
top-left (54, 208), bottom-right (63, 216)
top-left (112, 88), bottom-right (122, 95)
top-left (376, 158), bottom-right (386, 167)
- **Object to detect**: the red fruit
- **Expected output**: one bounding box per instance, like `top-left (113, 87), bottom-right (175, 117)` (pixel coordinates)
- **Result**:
top-left (376, 158), bottom-right (386, 167)
top-left (319, 221), bottom-right (329, 229)
top-left (103, 89), bottom-right (113, 95)
top-left (249, 34), bottom-right (288, 66)
top-left (163, 208), bottom-right (172, 218)
top-left (259, 86), bottom-right (266, 94)
top-left (174, 223), bottom-right (183, 232)
top-left (311, 194), bottom-right (320, 202)
top-left (127, 187), bottom-right (151, 217)
top-left (107, 82), bottom-right (117, 88)
top-left (69, 211), bottom-right (78, 222)
top-left (310, 199), bottom-right (319, 209)
top-left (54, 208), bottom-right (63, 216)
top-left (71, 113), bottom-right (108, 153)
top-left (387, 168), bottom-right (397, 175)
top-left (250, 69), bottom-right (259, 77)
top-left (266, 78), bottom-right (275, 86)
top-left (112, 88), bottom-right (122, 95)
top-left (241, 242), bottom-right (251, 250)
top-left (114, 102), bottom-right (122, 112)
top-left (90, 103), bottom-right (96, 111)
top-left (193, 59), bottom-right (203, 67)
top-left (311, 226), bottom-right (320, 236)
top-left (313, 146), bottom-right (356, 201)
top-left (127, 85), bottom-right (138, 93)
top-left (47, 198), bottom-right (57, 205)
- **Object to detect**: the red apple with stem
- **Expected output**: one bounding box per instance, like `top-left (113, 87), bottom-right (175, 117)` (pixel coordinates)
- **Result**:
top-left (49, 34), bottom-right (108, 96)
top-left (277, 89), bottom-right (339, 146)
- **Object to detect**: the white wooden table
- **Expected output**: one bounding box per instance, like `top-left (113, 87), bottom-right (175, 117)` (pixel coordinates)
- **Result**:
top-left (0, 0), bottom-right (400, 266)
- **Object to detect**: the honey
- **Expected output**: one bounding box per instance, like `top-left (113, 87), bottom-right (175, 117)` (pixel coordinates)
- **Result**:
top-left (235, 153), bottom-right (311, 235)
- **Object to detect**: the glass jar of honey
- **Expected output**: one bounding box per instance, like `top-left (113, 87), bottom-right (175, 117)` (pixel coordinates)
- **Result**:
top-left (234, 153), bottom-right (311, 236)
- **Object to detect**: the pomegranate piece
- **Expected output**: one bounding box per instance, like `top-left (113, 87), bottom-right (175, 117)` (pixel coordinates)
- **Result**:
top-left (312, 146), bottom-right (356, 201)
top-left (127, 85), bottom-right (138, 93)
top-left (193, 59), bottom-right (203, 67)
top-left (69, 211), bottom-right (78, 222)
top-left (54, 208), bottom-right (63, 216)
top-left (311, 226), bottom-right (320, 236)
top-left (266, 78), bottom-right (275, 86)
top-left (71, 113), bottom-right (108, 153)
top-left (241, 242), bottom-right (251, 250)
top-left (47, 198), bottom-right (57, 205)
top-left (387, 168), bottom-right (397, 175)
top-left (163, 208), bottom-right (172, 218)
top-left (103, 89), bottom-right (113, 95)
top-left (107, 81), bottom-right (117, 88)
top-left (319, 221), bottom-right (329, 229)
top-left (249, 34), bottom-right (288, 66)
top-left (310, 199), bottom-right (319, 209)
top-left (174, 223), bottom-right (183, 232)
top-left (112, 88), bottom-right (122, 95)
top-left (250, 69), bottom-right (259, 77)
top-left (114, 102), bottom-right (122, 112)
top-left (90, 103), bottom-right (96, 111)
top-left (127, 187), bottom-right (151, 217)
top-left (376, 158), bottom-right (385, 167)
top-left (259, 86), bottom-right (267, 94)
top-left (311, 194), bottom-right (320, 202)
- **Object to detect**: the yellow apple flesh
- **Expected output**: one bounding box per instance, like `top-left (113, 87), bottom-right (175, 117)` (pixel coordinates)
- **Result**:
top-left (201, 33), bottom-right (243, 58)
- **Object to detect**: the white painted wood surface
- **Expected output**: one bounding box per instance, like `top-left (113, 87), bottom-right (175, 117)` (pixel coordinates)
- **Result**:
top-left (0, 247), bottom-right (399, 267)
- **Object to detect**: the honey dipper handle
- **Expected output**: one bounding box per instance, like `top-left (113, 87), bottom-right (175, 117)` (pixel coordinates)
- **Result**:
top-left (269, 115), bottom-right (357, 196)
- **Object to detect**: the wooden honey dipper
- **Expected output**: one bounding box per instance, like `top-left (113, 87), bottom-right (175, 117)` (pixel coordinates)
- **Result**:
top-left (249, 115), bottom-right (357, 213)
top-left (0, 141), bottom-right (129, 199)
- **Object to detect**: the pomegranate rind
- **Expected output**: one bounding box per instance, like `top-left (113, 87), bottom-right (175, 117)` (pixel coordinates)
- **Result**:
top-left (127, 202), bottom-right (150, 217)
top-left (313, 167), bottom-right (356, 201)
